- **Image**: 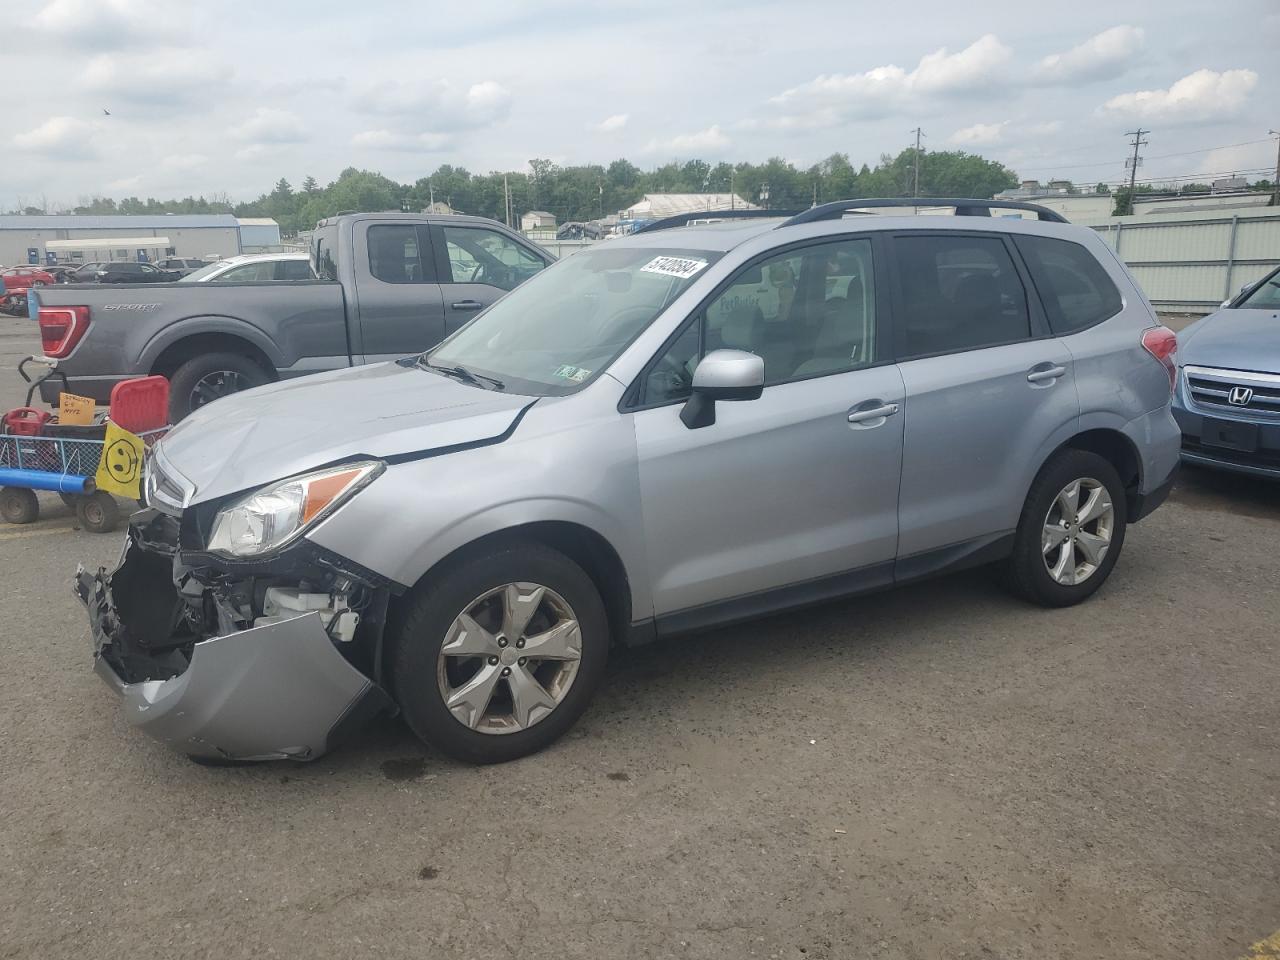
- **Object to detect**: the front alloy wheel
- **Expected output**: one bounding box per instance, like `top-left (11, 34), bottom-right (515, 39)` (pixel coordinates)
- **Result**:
top-left (1041, 478), bottom-right (1114, 585)
top-left (438, 582), bottom-right (582, 733)
top-left (392, 542), bottom-right (609, 763)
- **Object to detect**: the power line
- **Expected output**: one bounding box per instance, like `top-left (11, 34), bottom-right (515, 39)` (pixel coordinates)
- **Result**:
top-left (1015, 136), bottom-right (1276, 174)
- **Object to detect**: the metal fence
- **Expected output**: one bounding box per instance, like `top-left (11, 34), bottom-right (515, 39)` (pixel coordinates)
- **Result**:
top-left (1083, 208), bottom-right (1280, 313)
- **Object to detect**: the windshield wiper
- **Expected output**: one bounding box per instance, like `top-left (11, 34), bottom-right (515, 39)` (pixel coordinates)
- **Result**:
top-left (419, 358), bottom-right (505, 391)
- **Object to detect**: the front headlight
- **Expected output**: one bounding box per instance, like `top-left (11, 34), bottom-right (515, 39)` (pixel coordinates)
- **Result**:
top-left (206, 461), bottom-right (383, 557)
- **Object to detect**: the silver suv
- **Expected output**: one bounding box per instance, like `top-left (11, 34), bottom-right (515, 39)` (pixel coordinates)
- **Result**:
top-left (76, 199), bottom-right (1181, 765)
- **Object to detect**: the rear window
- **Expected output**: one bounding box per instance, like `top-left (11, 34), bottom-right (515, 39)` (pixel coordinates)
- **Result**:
top-left (312, 223), bottom-right (339, 281)
top-left (1015, 235), bottom-right (1123, 335)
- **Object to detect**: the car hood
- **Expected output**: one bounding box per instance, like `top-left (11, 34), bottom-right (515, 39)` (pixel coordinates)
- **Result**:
top-left (156, 361), bottom-right (535, 504)
top-left (1178, 308), bottom-right (1280, 372)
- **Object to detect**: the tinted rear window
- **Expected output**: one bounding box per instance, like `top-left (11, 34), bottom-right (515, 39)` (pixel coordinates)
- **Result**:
top-left (1015, 234), bottom-right (1122, 335)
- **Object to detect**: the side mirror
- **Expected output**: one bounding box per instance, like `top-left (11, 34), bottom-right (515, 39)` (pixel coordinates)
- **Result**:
top-left (680, 349), bottom-right (765, 429)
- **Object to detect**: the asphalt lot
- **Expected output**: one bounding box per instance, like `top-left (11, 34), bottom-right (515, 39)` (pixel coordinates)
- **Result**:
top-left (0, 313), bottom-right (1277, 960)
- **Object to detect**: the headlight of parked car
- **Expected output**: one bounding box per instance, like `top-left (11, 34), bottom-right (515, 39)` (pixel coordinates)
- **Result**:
top-left (207, 461), bottom-right (383, 557)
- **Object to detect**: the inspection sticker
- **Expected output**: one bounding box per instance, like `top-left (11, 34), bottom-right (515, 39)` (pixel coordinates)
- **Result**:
top-left (640, 256), bottom-right (708, 279)
top-left (553, 364), bottom-right (592, 382)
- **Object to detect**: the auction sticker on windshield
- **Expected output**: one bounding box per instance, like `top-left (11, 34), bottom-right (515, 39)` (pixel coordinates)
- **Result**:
top-left (553, 364), bottom-right (591, 383)
top-left (640, 256), bottom-right (708, 280)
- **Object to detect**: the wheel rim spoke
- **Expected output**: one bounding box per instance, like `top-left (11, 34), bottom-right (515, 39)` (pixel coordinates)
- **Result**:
top-left (1042, 521), bottom-right (1066, 555)
top-left (1078, 487), bottom-right (1111, 525)
top-left (1075, 530), bottom-right (1109, 566)
top-left (441, 612), bottom-right (498, 658)
top-left (501, 583), bottom-right (545, 640)
top-left (1049, 543), bottom-right (1074, 584)
top-left (508, 665), bottom-right (557, 728)
top-left (521, 619), bottom-right (582, 661)
top-left (1056, 482), bottom-right (1080, 520)
top-left (445, 663), bottom-right (503, 729)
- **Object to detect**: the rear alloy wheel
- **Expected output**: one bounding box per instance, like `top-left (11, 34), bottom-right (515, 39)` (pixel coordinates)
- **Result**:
top-left (1006, 449), bottom-right (1127, 607)
top-left (393, 543), bottom-right (608, 763)
top-left (168, 351), bottom-right (271, 421)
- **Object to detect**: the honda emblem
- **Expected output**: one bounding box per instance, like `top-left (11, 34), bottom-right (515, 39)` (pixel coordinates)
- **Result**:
top-left (1228, 386), bottom-right (1253, 406)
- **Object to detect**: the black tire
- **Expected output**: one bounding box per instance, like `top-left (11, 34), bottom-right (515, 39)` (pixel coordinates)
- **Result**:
top-left (0, 487), bottom-right (38, 524)
top-left (391, 542), bottom-right (609, 764)
top-left (168, 351), bottom-right (271, 422)
top-left (75, 491), bottom-right (120, 534)
top-left (1006, 448), bottom-right (1127, 607)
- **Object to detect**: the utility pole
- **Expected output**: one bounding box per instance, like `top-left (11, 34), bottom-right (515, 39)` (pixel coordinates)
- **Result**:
top-left (1124, 128), bottom-right (1149, 215)
top-left (503, 174), bottom-right (511, 227)
top-left (911, 127), bottom-right (925, 200)
top-left (1270, 130), bottom-right (1280, 206)
top-left (429, 182), bottom-right (435, 210)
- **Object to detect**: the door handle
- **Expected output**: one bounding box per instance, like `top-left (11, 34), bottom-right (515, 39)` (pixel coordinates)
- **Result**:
top-left (847, 402), bottom-right (899, 424)
top-left (451, 300), bottom-right (483, 311)
top-left (1026, 365), bottom-right (1066, 383)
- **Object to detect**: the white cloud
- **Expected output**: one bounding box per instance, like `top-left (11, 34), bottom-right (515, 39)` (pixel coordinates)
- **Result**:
top-left (12, 116), bottom-right (99, 159)
top-left (1098, 68), bottom-right (1258, 123)
top-left (160, 153), bottom-right (208, 172)
top-left (28, 0), bottom-right (176, 49)
top-left (229, 108), bottom-right (309, 144)
top-left (106, 175), bottom-right (143, 192)
top-left (949, 121), bottom-right (1006, 146)
top-left (351, 78), bottom-right (512, 131)
top-left (351, 130), bottom-right (454, 152)
top-left (595, 113), bottom-right (629, 132)
top-left (765, 35), bottom-right (1012, 127)
top-left (1034, 26), bottom-right (1145, 85)
top-left (645, 125), bottom-right (730, 153)
top-left (82, 49), bottom-right (231, 106)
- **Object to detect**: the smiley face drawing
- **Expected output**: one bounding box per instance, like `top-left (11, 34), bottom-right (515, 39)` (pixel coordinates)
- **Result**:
top-left (104, 438), bottom-right (141, 485)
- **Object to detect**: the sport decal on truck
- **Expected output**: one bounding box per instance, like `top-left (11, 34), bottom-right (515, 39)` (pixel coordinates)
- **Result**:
top-left (640, 256), bottom-right (708, 280)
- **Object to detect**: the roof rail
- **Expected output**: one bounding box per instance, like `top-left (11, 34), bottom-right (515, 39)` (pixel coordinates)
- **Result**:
top-left (779, 198), bottom-right (1068, 226)
top-left (632, 209), bottom-right (803, 234)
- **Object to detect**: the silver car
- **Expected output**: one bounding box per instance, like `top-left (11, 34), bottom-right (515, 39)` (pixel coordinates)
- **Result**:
top-left (1172, 264), bottom-right (1280, 479)
top-left (76, 199), bottom-right (1182, 764)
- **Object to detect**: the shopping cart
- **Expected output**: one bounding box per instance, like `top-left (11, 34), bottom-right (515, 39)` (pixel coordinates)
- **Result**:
top-left (0, 359), bottom-right (169, 533)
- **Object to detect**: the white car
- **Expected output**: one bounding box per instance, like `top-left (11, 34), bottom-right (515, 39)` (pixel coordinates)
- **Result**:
top-left (180, 252), bottom-right (313, 283)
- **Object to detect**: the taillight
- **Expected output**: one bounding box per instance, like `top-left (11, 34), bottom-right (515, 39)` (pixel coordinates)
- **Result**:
top-left (39, 306), bottom-right (90, 358)
top-left (1141, 325), bottom-right (1177, 393)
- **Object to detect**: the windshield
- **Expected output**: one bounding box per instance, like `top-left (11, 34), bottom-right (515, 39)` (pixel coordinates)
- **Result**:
top-left (425, 246), bottom-right (720, 395)
top-left (180, 260), bottom-right (233, 282)
top-left (1238, 269), bottom-right (1280, 310)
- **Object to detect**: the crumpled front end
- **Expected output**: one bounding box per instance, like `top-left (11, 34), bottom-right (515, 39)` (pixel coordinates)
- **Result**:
top-left (75, 510), bottom-right (394, 762)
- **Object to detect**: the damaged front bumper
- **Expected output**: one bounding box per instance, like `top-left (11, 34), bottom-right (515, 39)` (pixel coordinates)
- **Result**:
top-left (75, 514), bottom-right (393, 762)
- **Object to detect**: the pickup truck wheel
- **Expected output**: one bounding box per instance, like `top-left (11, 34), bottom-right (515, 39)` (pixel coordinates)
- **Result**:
top-left (391, 543), bottom-right (609, 764)
top-left (168, 352), bottom-right (270, 421)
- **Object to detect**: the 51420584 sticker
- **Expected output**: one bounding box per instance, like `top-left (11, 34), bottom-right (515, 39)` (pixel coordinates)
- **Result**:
top-left (639, 256), bottom-right (708, 280)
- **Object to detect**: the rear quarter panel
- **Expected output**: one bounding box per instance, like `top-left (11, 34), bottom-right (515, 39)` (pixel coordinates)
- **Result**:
top-left (36, 281), bottom-right (349, 378)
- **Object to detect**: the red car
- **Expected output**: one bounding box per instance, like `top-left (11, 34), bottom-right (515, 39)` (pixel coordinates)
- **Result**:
top-left (1, 267), bottom-right (56, 291)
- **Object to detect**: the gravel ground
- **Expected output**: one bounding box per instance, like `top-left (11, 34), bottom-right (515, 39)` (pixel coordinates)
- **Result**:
top-left (0, 314), bottom-right (1276, 960)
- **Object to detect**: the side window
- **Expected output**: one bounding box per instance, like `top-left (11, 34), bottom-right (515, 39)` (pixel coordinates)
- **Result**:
top-left (441, 226), bottom-right (545, 291)
top-left (368, 224), bottom-right (428, 283)
top-left (641, 237), bottom-right (878, 404)
top-left (1015, 234), bottom-right (1123, 335)
top-left (895, 235), bottom-right (1030, 357)
top-left (277, 259), bottom-right (313, 280)
top-left (215, 262), bottom-right (275, 282)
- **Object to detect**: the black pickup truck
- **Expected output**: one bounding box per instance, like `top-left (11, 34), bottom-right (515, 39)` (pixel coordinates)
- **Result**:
top-left (33, 213), bottom-right (553, 420)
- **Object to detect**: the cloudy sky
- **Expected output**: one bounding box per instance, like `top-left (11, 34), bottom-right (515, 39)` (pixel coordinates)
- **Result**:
top-left (5, 0), bottom-right (1278, 207)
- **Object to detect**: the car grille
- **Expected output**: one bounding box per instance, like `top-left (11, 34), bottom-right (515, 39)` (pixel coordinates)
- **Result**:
top-left (144, 447), bottom-right (194, 515)
top-left (1184, 365), bottom-right (1280, 419)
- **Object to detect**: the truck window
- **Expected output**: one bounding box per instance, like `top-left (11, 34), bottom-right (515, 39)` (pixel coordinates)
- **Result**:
top-left (440, 226), bottom-right (545, 291)
top-left (277, 259), bottom-right (312, 280)
top-left (312, 224), bottom-right (339, 281)
top-left (368, 224), bottom-right (431, 284)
